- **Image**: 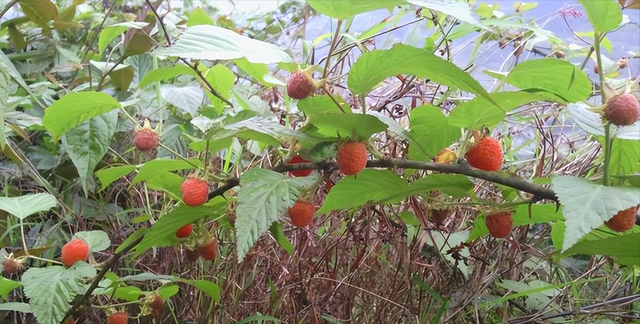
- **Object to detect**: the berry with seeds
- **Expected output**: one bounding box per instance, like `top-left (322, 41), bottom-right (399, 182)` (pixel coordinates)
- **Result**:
top-left (175, 224), bottom-right (193, 238)
top-left (181, 178), bottom-right (209, 207)
top-left (288, 199), bottom-right (315, 227)
top-left (466, 137), bottom-right (503, 171)
top-left (604, 93), bottom-right (639, 126)
top-left (336, 141), bottom-right (368, 176)
top-left (185, 248), bottom-right (200, 262)
top-left (287, 66), bottom-right (321, 100)
top-left (134, 119), bottom-right (159, 151)
top-left (61, 238), bottom-right (89, 267)
top-left (198, 238), bottom-right (218, 261)
top-left (485, 212), bottom-right (513, 238)
top-left (287, 155), bottom-right (313, 177)
top-left (605, 206), bottom-right (637, 232)
top-left (107, 311), bottom-right (128, 324)
top-left (149, 295), bottom-right (164, 311)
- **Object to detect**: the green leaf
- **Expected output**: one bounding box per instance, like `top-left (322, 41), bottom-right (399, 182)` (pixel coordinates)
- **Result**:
top-left (0, 302), bottom-right (31, 313)
top-left (578, 0), bottom-right (622, 33)
top-left (306, 0), bottom-right (405, 19)
top-left (319, 170), bottom-right (408, 213)
top-left (132, 158), bottom-right (203, 185)
top-left (95, 165), bottom-right (136, 191)
top-left (109, 65), bottom-right (135, 91)
top-left (74, 230), bottom-right (110, 253)
top-left (0, 277), bottom-right (23, 300)
top-left (0, 193), bottom-right (58, 220)
top-left (304, 112), bottom-right (387, 140)
top-left (348, 44), bottom-right (492, 103)
top-left (407, 0), bottom-right (481, 25)
top-left (42, 91), bottom-right (121, 142)
top-left (98, 22), bottom-right (148, 55)
top-left (297, 95), bottom-right (350, 115)
top-left (608, 138), bottom-right (640, 176)
top-left (18, 0), bottom-right (59, 31)
top-left (270, 222), bottom-right (294, 256)
top-left (234, 58), bottom-right (284, 86)
top-left (0, 62), bottom-right (10, 150)
top-left (187, 7), bottom-right (215, 26)
top-left (469, 204), bottom-right (563, 240)
top-left (133, 199), bottom-right (227, 258)
top-left (504, 59), bottom-right (591, 103)
top-left (426, 231), bottom-right (470, 277)
top-left (565, 102), bottom-right (605, 136)
top-left (185, 279), bottom-right (220, 302)
top-left (204, 113), bottom-right (302, 147)
top-left (551, 176), bottom-right (640, 251)
top-left (404, 174), bottom-right (474, 198)
top-left (61, 111), bottom-right (118, 195)
top-left (205, 64), bottom-right (235, 110)
top-left (562, 232), bottom-right (640, 266)
top-left (152, 25), bottom-right (293, 64)
top-left (235, 168), bottom-right (317, 262)
top-left (138, 64), bottom-right (196, 89)
top-left (123, 30), bottom-right (153, 57)
top-left (22, 263), bottom-right (96, 324)
top-left (408, 105), bottom-right (459, 161)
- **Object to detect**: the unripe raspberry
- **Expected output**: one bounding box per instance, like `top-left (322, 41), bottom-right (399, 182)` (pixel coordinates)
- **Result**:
top-left (134, 118), bottom-right (159, 151)
top-left (604, 93), bottom-right (639, 126)
top-left (286, 66), bottom-right (322, 100)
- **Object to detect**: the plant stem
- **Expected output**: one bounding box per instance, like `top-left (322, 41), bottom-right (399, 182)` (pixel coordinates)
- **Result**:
top-left (593, 31), bottom-right (611, 186)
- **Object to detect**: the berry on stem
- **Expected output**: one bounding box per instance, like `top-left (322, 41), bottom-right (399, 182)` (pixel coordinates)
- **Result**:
top-left (288, 199), bottom-right (315, 227)
top-left (175, 224), bottom-right (193, 238)
top-left (287, 155), bottom-right (312, 177)
top-left (336, 141), bottom-right (368, 176)
top-left (604, 93), bottom-right (639, 126)
top-left (605, 206), bottom-right (637, 232)
top-left (485, 212), bottom-right (513, 238)
top-left (61, 238), bottom-right (89, 267)
top-left (286, 66), bottom-right (322, 100)
top-left (134, 118), bottom-right (159, 151)
top-left (181, 178), bottom-right (209, 207)
top-left (198, 238), bottom-right (218, 261)
top-left (107, 311), bottom-right (128, 324)
top-left (466, 136), bottom-right (503, 171)
top-left (2, 257), bottom-right (24, 275)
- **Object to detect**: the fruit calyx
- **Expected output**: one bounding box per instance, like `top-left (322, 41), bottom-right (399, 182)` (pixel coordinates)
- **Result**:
top-left (286, 66), bottom-right (324, 100)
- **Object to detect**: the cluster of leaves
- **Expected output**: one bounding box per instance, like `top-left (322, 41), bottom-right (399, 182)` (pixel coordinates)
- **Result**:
top-left (0, 0), bottom-right (639, 323)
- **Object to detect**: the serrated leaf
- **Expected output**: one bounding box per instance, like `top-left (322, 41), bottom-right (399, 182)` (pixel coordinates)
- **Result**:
top-left (138, 64), bottom-right (196, 89)
top-left (187, 7), bottom-right (215, 26)
top-left (578, 0), bottom-right (623, 33)
top-left (18, 0), bottom-right (59, 31)
top-left (319, 170), bottom-right (408, 213)
top-left (42, 92), bottom-right (121, 141)
top-left (235, 168), bottom-right (317, 262)
top-left (608, 138), bottom-right (640, 176)
top-left (0, 277), bottom-right (23, 300)
top-left (408, 105), bottom-right (459, 161)
top-left (74, 230), bottom-right (110, 252)
top-left (562, 232), bottom-right (640, 266)
top-left (0, 62), bottom-right (10, 150)
top-left (306, 0), bottom-right (405, 19)
top-left (22, 263), bottom-right (96, 324)
top-left (348, 44), bottom-right (492, 103)
top-left (95, 165), bottom-right (136, 191)
top-left (133, 199), bottom-right (227, 258)
top-left (504, 59), bottom-right (591, 103)
top-left (132, 158), bottom-right (203, 185)
top-left (0, 193), bottom-right (58, 220)
top-left (552, 176), bottom-right (640, 251)
top-left (469, 204), bottom-right (563, 240)
top-left (206, 113), bottom-right (302, 146)
top-left (152, 25), bottom-right (293, 64)
top-left (161, 84), bottom-right (205, 115)
top-left (61, 110), bottom-right (118, 195)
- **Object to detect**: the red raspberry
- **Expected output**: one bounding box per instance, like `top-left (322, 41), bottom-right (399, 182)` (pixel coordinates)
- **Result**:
top-left (605, 206), bottom-right (637, 232)
top-left (287, 155), bottom-right (313, 177)
top-left (133, 118), bottom-right (159, 151)
top-left (466, 137), bottom-right (503, 171)
top-left (288, 199), bottom-right (315, 227)
top-left (184, 248), bottom-right (200, 262)
top-left (336, 141), bottom-right (368, 176)
top-left (60, 238), bottom-right (89, 267)
top-left (175, 224), bottom-right (193, 238)
top-left (286, 67), bottom-right (320, 100)
top-left (106, 311), bottom-right (128, 324)
top-left (604, 93), bottom-right (639, 126)
top-left (198, 238), bottom-right (218, 261)
top-left (484, 212), bottom-right (513, 238)
top-left (149, 295), bottom-right (164, 311)
top-left (180, 178), bottom-right (209, 207)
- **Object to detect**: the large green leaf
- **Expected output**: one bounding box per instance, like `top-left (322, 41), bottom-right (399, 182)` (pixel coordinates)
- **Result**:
top-left (348, 44), bottom-right (493, 104)
top-left (235, 168), bottom-right (317, 262)
top-left (0, 301), bottom-right (31, 313)
top-left (61, 111), bottom-right (118, 195)
top-left (0, 193), bottom-right (58, 220)
top-left (408, 105), bottom-right (459, 161)
top-left (0, 62), bottom-right (10, 150)
top-left (95, 165), bottom-right (137, 191)
top-left (138, 64), bottom-right (196, 89)
top-left (304, 113), bottom-right (387, 140)
top-left (402, 174), bottom-right (474, 199)
top-left (0, 277), bottom-right (23, 301)
top-left (98, 22), bottom-right (149, 54)
top-left (503, 59), bottom-right (591, 103)
top-left (578, 0), bottom-right (622, 33)
top-left (608, 138), bottom-right (640, 177)
top-left (205, 64), bottom-right (235, 110)
top-left (552, 176), bottom-right (640, 251)
top-left (319, 169), bottom-right (408, 213)
top-left (18, 0), bottom-right (59, 31)
top-left (469, 204), bottom-right (563, 240)
top-left (204, 112), bottom-right (302, 147)
top-left (74, 230), bottom-right (110, 253)
top-left (42, 92), bottom-right (121, 141)
top-left (306, 0), bottom-right (404, 19)
top-left (22, 263), bottom-right (96, 324)
top-left (152, 25), bottom-right (293, 64)
top-left (132, 158), bottom-right (203, 185)
top-left (562, 232), bottom-right (640, 266)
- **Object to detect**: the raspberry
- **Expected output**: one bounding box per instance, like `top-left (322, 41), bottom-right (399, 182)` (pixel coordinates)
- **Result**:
top-left (61, 238), bottom-right (89, 267)
top-left (62, 317), bottom-right (75, 324)
top-left (107, 311), bottom-right (128, 324)
top-left (175, 224), bottom-right (193, 238)
top-left (605, 206), bottom-right (637, 232)
top-left (604, 93), bottom-right (639, 126)
top-left (336, 141), bottom-right (368, 176)
top-left (198, 238), bottom-right (218, 261)
top-left (431, 209), bottom-right (450, 226)
top-left (484, 212), bottom-right (513, 238)
top-left (184, 248), bottom-right (200, 262)
top-left (181, 178), bottom-right (209, 207)
top-left (466, 136), bottom-right (503, 171)
top-left (2, 257), bottom-right (24, 275)
top-left (288, 199), bottom-right (315, 227)
top-left (287, 155), bottom-right (313, 177)
top-left (286, 67), bottom-right (320, 100)
top-left (134, 118), bottom-right (159, 151)
top-left (149, 295), bottom-right (164, 311)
